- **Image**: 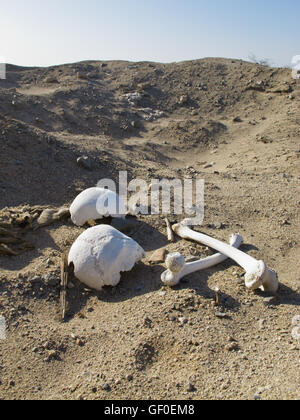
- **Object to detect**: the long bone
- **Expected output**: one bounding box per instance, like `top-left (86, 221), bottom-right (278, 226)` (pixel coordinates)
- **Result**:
top-left (161, 233), bottom-right (243, 286)
top-left (172, 223), bottom-right (278, 293)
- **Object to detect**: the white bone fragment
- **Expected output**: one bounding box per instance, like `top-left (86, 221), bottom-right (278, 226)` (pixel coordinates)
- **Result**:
top-left (161, 233), bottom-right (243, 286)
top-left (70, 188), bottom-right (126, 226)
top-left (68, 225), bottom-right (145, 291)
top-left (165, 218), bottom-right (175, 243)
top-left (172, 223), bottom-right (278, 294)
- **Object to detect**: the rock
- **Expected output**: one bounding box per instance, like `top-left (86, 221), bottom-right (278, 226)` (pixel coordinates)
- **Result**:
top-left (291, 326), bottom-right (300, 341)
top-left (186, 382), bottom-right (196, 392)
top-left (47, 350), bottom-right (58, 359)
top-left (209, 222), bottom-right (224, 230)
top-left (233, 116), bottom-right (243, 123)
top-left (204, 162), bottom-right (215, 169)
top-left (225, 342), bottom-right (239, 352)
top-left (102, 383), bottom-right (111, 392)
top-left (178, 317), bottom-right (188, 325)
top-left (29, 275), bottom-right (42, 284)
top-left (178, 95), bottom-right (188, 105)
top-left (292, 315), bottom-right (300, 326)
top-left (76, 338), bottom-right (85, 347)
top-left (148, 248), bottom-right (167, 264)
top-left (77, 71), bottom-right (88, 80)
top-left (125, 92), bottom-right (142, 106)
top-left (45, 76), bottom-right (58, 84)
top-left (130, 120), bottom-right (140, 129)
top-left (77, 156), bottom-right (92, 170)
top-left (43, 274), bottom-right (60, 287)
top-left (215, 312), bottom-right (227, 319)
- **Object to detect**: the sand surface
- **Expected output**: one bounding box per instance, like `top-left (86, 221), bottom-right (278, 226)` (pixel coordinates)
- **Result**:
top-left (0, 59), bottom-right (299, 400)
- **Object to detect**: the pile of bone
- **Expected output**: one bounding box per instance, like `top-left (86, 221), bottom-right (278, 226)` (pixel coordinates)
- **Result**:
top-left (67, 187), bottom-right (278, 294)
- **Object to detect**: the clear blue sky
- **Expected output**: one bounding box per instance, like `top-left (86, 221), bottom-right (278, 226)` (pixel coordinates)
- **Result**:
top-left (0, 0), bottom-right (299, 67)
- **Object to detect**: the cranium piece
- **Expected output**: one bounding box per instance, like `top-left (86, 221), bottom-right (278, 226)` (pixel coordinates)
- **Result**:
top-left (68, 225), bottom-right (145, 291)
top-left (70, 187), bottom-right (126, 226)
top-left (161, 233), bottom-right (243, 286)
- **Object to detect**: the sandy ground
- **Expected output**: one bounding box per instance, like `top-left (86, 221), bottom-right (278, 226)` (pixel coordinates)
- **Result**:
top-left (0, 58), bottom-right (299, 400)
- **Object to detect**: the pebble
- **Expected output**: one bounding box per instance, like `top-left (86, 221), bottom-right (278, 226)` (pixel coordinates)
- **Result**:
top-left (43, 274), bottom-right (60, 287)
top-left (292, 315), bottom-right (300, 326)
top-left (215, 312), bottom-right (227, 319)
top-left (148, 248), bottom-right (167, 264)
top-left (186, 382), bottom-right (196, 392)
top-left (102, 383), bottom-right (111, 391)
top-left (204, 162), bottom-right (215, 169)
top-left (225, 342), bottom-right (239, 352)
top-left (77, 156), bottom-right (92, 170)
top-left (291, 326), bottom-right (300, 341)
top-left (29, 276), bottom-right (42, 284)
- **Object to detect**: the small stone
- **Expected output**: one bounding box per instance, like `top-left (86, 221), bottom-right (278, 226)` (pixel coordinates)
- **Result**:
top-left (292, 315), bottom-right (300, 326)
top-left (29, 276), bottom-right (42, 284)
top-left (45, 76), bottom-right (58, 84)
top-left (47, 350), bottom-right (58, 360)
top-left (215, 312), bottom-right (227, 319)
top-left (130, 120), bottom-right (140, 129)
top-left (43, 274), bottom-right (60, 287)
top-left (209, 222), bottom-right (224, 230)
top-left (203, 162), bottom-right (214, 169)
top-left (233, 116), bottom-right (243, 123)
top-left (77, 156), bottom-right (92, 170)
top-left (291, 326), bottom-right (300, 341)
top-left (102, 383), bottom-right (111, 391)
top-left (225, 342), bottom-right (239, 352)
top-left (178, 95), bottom-right (188, 105)
top-left (186, 382), bottom-right (196, 392)
top-left (149, 248), bottom-right (167, 264)
top-left (76, 338), bottom-right (85, 347)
